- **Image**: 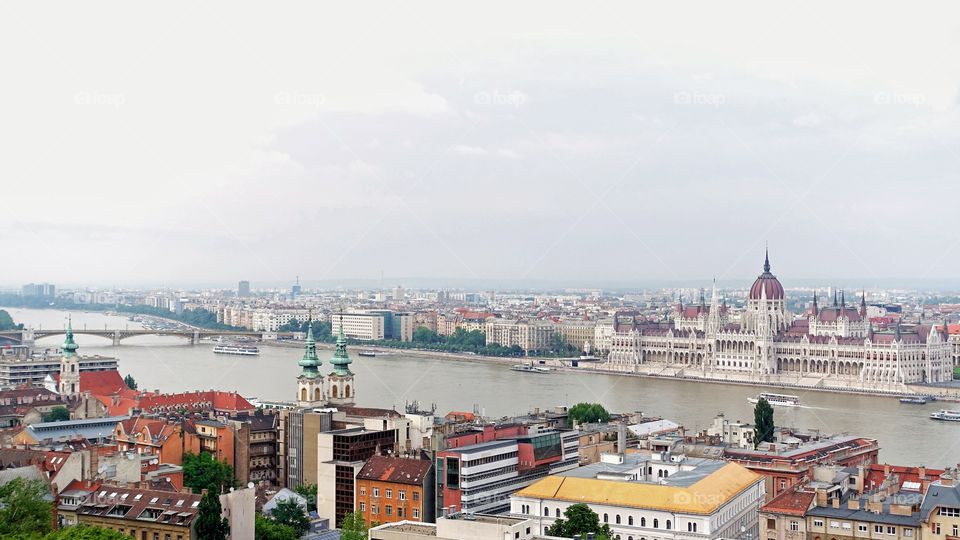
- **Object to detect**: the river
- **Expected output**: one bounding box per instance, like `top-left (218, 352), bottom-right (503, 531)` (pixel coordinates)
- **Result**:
top-left (4, 307), bottom-right (957, 468)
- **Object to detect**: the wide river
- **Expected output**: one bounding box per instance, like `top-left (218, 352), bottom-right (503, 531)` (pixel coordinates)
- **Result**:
top-left (5, 307), bottom-right (958, 468)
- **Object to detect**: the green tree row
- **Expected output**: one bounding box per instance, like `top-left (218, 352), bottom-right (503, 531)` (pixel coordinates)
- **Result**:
top-left (0, 309), bottom-right (23, 331)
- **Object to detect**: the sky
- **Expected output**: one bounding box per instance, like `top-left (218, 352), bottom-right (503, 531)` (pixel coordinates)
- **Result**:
top-left (2, 2), bottom-right (960, 289)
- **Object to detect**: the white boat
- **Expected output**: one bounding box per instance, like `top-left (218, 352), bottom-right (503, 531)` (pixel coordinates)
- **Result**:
top-left (213, 345), bottom-right (259, 356)
top-left (510, 363), bottom-right (550, 374)
top-left (930, 409), bottom-right (960, 422)
top-left (747, 392), bottom-right (800, 407)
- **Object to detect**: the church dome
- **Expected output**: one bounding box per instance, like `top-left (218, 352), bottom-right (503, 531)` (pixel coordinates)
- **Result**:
top-left (749, 250), bottom-right (785, 300)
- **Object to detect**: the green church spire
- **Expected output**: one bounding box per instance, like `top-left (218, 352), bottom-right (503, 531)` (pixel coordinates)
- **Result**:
top-left (62, 316), bottom-right (79, 356)
top-left (330, 309), bottom-right (352, 376)
top-left (298, 314), bottom-right (321, 378)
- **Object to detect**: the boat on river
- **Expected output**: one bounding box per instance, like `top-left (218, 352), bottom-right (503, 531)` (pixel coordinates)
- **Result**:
top-left (899, 395), bottom-right (934, 405)
top-left (213, 344), bottom-right (259, 356)
top-left (510, 363), bottom-right (551, 374)
top-left (747, 392), bottom-right (801, 407)
top-left (930, 409), bottom-right (960, 422)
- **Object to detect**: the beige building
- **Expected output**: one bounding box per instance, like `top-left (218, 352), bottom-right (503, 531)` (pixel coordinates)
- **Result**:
top-left (559, 320), bottom-right (596, 351)
top-left (337, 312), bottom-right (386, 340)
top-left (484, 319), bottom-right (556, 353)
top-left (370, 514), bottom-right (545, 540)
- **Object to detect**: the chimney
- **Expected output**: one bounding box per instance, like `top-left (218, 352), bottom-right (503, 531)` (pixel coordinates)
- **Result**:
top-left (919, 466), bottom-right (926, 480)
top-left (847, 499), bottom-right (860, 510)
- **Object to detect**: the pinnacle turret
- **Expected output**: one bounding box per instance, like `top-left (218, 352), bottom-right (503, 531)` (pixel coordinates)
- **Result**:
top-left (62, 316), bottom-right (79, 356)
top-left (330, 310), bottom-right (353, 376)
top-left (298, 315), bottom-right (321, 378)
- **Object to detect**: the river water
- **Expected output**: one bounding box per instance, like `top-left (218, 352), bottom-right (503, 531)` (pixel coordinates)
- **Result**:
top-left (4, 307), bottom-right (958, 468)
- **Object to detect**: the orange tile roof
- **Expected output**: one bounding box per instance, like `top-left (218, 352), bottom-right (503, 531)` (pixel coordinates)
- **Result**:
top-left (762, 485), bottom-right (816, 516)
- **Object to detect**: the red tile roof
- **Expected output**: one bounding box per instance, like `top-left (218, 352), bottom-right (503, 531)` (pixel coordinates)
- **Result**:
top-left (137, 390), bottom-right (254, 414)
top-left (357, 455), bottom-right (432, 486)
top-left (762, 484), bottom-right (815, 516)
top-left (865, 464), bottom-right (944, 493)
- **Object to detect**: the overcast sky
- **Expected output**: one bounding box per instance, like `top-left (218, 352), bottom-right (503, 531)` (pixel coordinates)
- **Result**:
top-left (2, 2), bottom-right (960, 289)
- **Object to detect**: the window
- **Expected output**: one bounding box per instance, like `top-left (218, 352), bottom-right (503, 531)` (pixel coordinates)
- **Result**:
top-left (413, 492), bottom-right (419, 502)
top-left (629, 517), bottom-right (634, 526)
top-left (604, 514), bottom-right (609, 523)
top-left (875, 525), bottom-right (884, 534)
top-left (359, 502), bottom-right (366, 511)
top-left (556, 508), bottom-right (560, 518)
top-left (398, 507), bottom-right (404, 517)
top-left (938, 508), bottom-right (960, 517)
top-left (830, 521), bottom-right (840, 529)
top-left (386, 505), bottom-right (393, 516)
top-left (859, 525), bottom-right (868, 532)
top-left (359, 487), bottom-right (366, 496)
top-left (386, 489), bottom-right (392, 499)
top-left (642, 517), bottom-right (647, 527)
top-left (373, 487), bottom-right (380, 497)
top-left (667, 520), bottom-right (672, 530)
top-left (842, 523), bottom-right (851, 530)
top-left (413, 508), bottom-right (420, 519)
top-left (790, 521), bottom-right (800, 532)
top-left (887, 527), bottom-right (896, 535)
top-left (814, 520), bottom-right (824, 528)
top-left (544, 507), bottom-right (550, 516)
top-left (654, 519), bottom-right (659, 529)
top-left (616, 515), bottom-right (621, 524)
top-left (903, 529), bottom-right (913, 537)
top-left (932, 524), bottom-right (940, 535)
top-left (399, 491), bottom-right (406, 501)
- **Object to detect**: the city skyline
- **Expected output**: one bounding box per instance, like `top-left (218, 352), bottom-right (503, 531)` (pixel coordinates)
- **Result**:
top-left (3, 3), bottom-right (960, 285)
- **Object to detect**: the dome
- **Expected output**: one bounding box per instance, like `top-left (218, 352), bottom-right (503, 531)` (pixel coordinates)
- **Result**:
top-left (749, 250), bottom-right (785, 300)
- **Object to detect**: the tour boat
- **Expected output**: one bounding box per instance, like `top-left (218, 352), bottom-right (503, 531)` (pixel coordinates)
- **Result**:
top-left (212, 344), bottom-right (259, 356)
top-left (899, 395), bottom-right (934, 405)
top-left (358, 351), bottom-right (377, 357)
top-left (747, 392), bottom-right (801, 407)
top-left (929, 409), bottom-right (960, 422)
top-left (510, 363), bottom-right (551, 374)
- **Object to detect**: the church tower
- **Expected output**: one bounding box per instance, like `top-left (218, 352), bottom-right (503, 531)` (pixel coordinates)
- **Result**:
top-left (327, 311), bottom-right (355, 406)
top-left (59, 317), bottom-right (80, 397)
top-left (296, 318), bottom-right (324, 407)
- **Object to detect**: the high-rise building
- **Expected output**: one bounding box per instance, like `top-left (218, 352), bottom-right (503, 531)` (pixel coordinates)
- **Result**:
top-left (22, 283), bottom-right (55, 297)
top-left (238, 280), bottom-right (251, 297)
top-left (291, 276), bottom-right (301, 298)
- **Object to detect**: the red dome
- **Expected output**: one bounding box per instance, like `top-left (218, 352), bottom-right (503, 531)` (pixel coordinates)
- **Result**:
top-left (749, 250), bottom-right (785, 300)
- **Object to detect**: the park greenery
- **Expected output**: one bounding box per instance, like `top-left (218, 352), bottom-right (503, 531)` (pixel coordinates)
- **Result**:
top-left (183, 452), bottom-right (235, 494)
top-left (123, 374), bottom-right (138, 390)
top-left (339, 511), bottom-right (369, 540)
top-left (0, 478), bottom-right (130, 540)
top-left (195, 490), bottom-right (229, 540)
top-left (544, 503), bottom-right (613, 540)
top-left (753, 397), bottom-right (775, 448)
top-left (568, 402), bottom-right (611, 426)
top-left (255, 513), bottom-right (299, 540)
top-left (0, 294), bottom-right (241, 331)
top-left (0, 309), bottom-right (23, 331)
top-left (42, 406), bottom-right (71, 422)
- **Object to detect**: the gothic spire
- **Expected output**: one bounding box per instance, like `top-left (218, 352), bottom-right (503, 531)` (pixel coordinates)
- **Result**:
top-left (840, 289), bottom-right (846, 308)
top-left (330, 308), bottom-right (353, 376)
top-left (860, 291), bottom-right (867, 316)
top-left (894, 319), bottom-right (902, 342)
top-left (763, 246), bottom-right (771, 273)
top-left (62, 316), bottom-right (79, 356)
top-left (812, 292), bottom-right (818, 315)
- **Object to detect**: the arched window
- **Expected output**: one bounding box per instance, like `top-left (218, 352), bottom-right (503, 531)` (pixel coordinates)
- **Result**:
top-left (629, 516), bottom-right (634, 525)
top-left (556, 508), bottom-right (560, 518)
top-left (604, 513), bottom-right (609, 523)
top-left (300, 388), bottom-right (307, 402)
top-left (331, 385), bottom-right (339, 398)
top-left (543, 507), bottom-right (549, 516)
top-left (616, 515), bottom-right (621, 524)
top-left (666, 520), bottom-right (672, 530)
top-left (345, 384), bottom-right (351, 397)
top-left (641, 517), bottom-right (646, 527)
top-left (314, 387), bottom-right (321, 401)
top-left (653, 519), bottom-right (659, 528)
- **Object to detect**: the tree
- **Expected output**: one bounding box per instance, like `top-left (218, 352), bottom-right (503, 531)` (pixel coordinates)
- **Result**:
top-left (753, 397), bottom-right (775, 448)
top-left (42, 406), bottom-right (71, 422)
top-left (412, 327), bottom-right (442, 344)
top-left (0, 478), bottom-right (54, 537)
top-left (292, 483), bottom-right (317, 511)
top-left (271, 498), bottom-right (310, 536)
top-left (45, 525), bottom-right (139, 539)
top-left (255, 514), bottom-right (298, 540)
top-left (195, 490), bottom-right (229, 540)
top-left (124, 374), bottom-right (138, 390)
top-left (568, 402), bottom-right (611, 426)
top-left (0, 309), bottom-right (23, 331)
top-left (183, 452), bottom-right (235, 494)
top-left (544, 503), bottom-right (612, 540)
top-left (339, 511), bottom-right (368, 540)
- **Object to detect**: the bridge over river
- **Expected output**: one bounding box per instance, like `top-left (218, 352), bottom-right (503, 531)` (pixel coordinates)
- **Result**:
top-left (0, 328), bottom-right (295, 346)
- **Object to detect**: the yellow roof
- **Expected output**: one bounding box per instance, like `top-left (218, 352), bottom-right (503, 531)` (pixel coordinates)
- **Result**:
top-left (514, 462), bottom-right (761, 515)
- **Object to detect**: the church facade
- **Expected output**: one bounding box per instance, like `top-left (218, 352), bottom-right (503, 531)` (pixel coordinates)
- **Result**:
top-left (295, 313), bottom-right (356, 408)
top-left (605, 251), bottom-right (954, 391)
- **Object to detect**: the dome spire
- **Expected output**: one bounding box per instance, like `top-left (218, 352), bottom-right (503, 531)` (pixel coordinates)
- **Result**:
top-left (330, 307), bottom-right (352, 376)
top-left (62, 316), bottom-right (79, 356)
top-left (298, 310), bottom-right (321, 378)
top-left (763, 245), bottom-right (771, 273)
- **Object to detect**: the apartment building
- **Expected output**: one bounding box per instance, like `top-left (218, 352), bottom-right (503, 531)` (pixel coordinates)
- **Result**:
top-left (435, 428), bottom-right (579, 515)
top-left (317, 426), bottom-right (397, 527)
top-left (74, 486), bottom-right (203, 540)
top-left (338, 312), bottom-right (387, 341)
top-left (558, 319), bottom-right (596, 351)
top-left (484, 319), bottom-right (556, 353)
top-left (356, 455), bottom-right (434, 525)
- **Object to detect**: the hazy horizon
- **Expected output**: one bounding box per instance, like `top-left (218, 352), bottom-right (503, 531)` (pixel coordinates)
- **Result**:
top-left (4, 2), bottom-right (960, 286)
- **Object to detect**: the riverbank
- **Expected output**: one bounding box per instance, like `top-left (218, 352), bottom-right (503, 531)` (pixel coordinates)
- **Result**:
top-left (261, 339), bottom-right (960, 402)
